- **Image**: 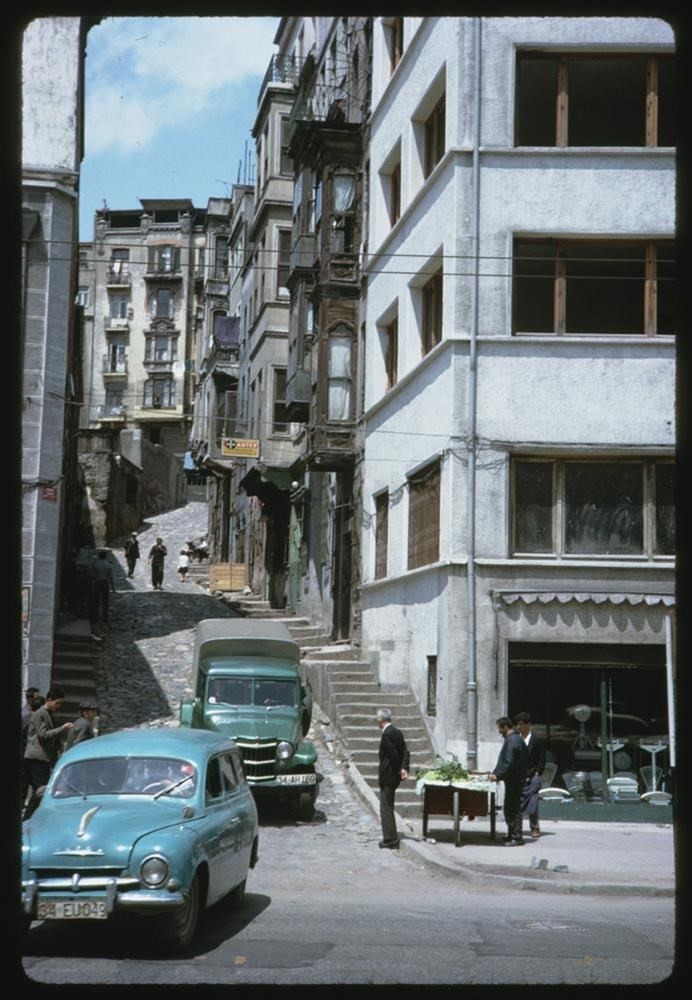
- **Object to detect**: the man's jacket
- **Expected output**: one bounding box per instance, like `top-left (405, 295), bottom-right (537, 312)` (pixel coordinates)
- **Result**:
top-left (493, 730), bottom-right (529, 784)
top-left (24, 705), bottom-right (64, 766)
top-left (378, 724), bottom-right (410, 787)
top-left (524, 730), bottom-right (546, 777)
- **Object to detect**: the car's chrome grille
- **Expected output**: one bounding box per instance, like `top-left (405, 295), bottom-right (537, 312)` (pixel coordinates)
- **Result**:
top-left (235, 739), bottom-right (277, 781)
top-left (33, 867), bottom-right (125, 879)
top-left (23, 874), bottom-right (139, 891)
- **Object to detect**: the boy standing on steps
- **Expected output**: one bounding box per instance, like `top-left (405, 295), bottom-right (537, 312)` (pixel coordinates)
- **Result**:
top-left (177, 549), bottom-right (190, 582)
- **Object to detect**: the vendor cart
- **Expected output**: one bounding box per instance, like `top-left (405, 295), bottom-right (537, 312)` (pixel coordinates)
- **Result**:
top-left (418, 776), bottom-right (496, 847)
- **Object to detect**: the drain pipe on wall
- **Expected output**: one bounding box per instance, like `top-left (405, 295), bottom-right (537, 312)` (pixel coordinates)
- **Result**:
top-left (465, 17), bottom-right (482, 770)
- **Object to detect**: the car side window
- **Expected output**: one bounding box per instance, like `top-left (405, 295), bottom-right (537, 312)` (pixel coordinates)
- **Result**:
top-left (219, 752), bottom-right (237, 794)
top-left (205, 757), bottom-right (223, 801)
top-left (230, 751), bottom-right (246, 786)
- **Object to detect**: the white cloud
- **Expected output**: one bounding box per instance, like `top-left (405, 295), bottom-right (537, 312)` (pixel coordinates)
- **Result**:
top-left (85, 16), bottom-right (278, 155)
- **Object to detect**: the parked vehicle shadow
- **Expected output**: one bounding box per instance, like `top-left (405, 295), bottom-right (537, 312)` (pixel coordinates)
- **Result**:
top-left (22, 894), bottom-right (272, 960)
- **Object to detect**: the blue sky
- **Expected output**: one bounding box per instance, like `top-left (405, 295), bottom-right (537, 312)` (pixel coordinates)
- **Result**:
top-left (79, 16), bottom-right (280, 241)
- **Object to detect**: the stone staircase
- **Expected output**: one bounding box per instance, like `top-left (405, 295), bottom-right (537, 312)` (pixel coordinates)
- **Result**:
top-left (50, 626), bottom-right (101, 727)
top-left (185, 558), bottom-right (210, 587)
top-left (301, 647), bottom-right (434, 819)
top-left (229, 595), bottom-right (435, 821)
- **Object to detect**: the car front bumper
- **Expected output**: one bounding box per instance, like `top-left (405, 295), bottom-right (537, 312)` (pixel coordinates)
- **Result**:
top-left (22, 877), bottom-right (187, 918)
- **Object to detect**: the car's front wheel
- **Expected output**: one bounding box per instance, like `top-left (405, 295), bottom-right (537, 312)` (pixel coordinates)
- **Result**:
top-left (158, 874), bottom-right (200, 951)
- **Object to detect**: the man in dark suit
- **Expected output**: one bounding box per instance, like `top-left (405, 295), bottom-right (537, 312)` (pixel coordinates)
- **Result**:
top-left (514, 711), bottom-right (547, 838)
top-left (490, 716), bottom-right (529, 845)
top-left (377, 708), bottom-right (410, 849)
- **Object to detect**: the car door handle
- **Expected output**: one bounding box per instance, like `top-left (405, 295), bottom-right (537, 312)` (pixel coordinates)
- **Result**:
top-left (228, 817), bottom-right (240, 826)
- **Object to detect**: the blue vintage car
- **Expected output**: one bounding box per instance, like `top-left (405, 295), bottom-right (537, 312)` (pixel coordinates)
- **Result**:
top-left (21, 728), bottom-right (259, 950)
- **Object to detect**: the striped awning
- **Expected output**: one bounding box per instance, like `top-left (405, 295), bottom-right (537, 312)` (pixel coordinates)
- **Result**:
top-left (495, 591), bottom-right (675, 608)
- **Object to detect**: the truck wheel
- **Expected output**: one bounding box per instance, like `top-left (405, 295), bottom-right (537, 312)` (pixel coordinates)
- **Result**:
top-left (298, 791), bottom-right (315, 822)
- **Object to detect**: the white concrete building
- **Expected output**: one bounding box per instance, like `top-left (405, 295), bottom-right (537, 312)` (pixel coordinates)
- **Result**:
top-left (21, 17), bottom-right (88, 693)
top-left (361, 17), bottom-right (675, 780)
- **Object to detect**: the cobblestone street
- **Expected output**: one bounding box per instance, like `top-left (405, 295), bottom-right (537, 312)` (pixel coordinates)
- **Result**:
top-left (93, 501), bottom-right (235, 733)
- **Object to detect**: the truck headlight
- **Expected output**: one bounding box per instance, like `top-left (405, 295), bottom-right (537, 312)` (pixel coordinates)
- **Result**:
top-left (276, 741), bottom-right (294, 760)
top-left (140, 855), bottom-right (169, 887)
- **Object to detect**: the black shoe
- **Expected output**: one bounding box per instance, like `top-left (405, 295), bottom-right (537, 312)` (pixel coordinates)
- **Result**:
top-left (502, 834), bottom-right (513, 842)
top-left (379, 839), bottom-right (399, 849)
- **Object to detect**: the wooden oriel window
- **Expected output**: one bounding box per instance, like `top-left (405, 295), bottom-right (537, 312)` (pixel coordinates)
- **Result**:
top-left (513, 238), bottom-right (674, 336)
top-left (374, 490), bottom-right (389, 580)
top-left (515, 52), bottom-right (675, 147)
top-left (424, 94), bottom-right (446, 177)
top-left (421, 268), bottom-right (443, 354)
top-left (407, 459), bottom-right (441, 569)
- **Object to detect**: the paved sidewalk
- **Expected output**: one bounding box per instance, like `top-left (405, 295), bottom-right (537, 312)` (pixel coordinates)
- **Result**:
top-left (339, 741), bottom-right (676, 897)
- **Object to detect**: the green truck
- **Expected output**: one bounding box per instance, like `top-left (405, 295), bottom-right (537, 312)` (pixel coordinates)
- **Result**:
top-left (180, 618), bottom-right (318, 820)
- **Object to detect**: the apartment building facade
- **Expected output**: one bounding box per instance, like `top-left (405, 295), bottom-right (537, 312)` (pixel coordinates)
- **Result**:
top-left (79, 199), bottom-right (206, 527)
top-left (360, 17), bottom-right (676, 776)
top-left (279, 15), bottom-right (372, 638)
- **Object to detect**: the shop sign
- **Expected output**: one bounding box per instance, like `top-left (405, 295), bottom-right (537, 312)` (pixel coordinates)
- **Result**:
top-left (221, 438), bottom-right (260, 459)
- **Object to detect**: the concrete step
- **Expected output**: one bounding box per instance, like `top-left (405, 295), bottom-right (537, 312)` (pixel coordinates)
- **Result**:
top-left (293, 633), bottom-right (331, 645)
top-left (343, 739), bottom-right (432, 755)
top-left (302, 660), bottom-right (374, 672)
top-left (242, 609), bottom-right (299, 619)
top-left (304, 647), bottom-right (362, 661)
top-left (298, 636), bottom-right (336, 649)
top-left (336, 710), bottom-right (424, 726)
top-left (332, 692), bottom-right (417, 706)
top-left (330, 681), bottom-right (382, 694)
top-left (51, 657), bottom-right (98, 679)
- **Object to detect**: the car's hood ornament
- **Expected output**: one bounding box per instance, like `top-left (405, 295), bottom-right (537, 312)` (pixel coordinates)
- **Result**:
top-left (52, 805), bottom-right (104, 855)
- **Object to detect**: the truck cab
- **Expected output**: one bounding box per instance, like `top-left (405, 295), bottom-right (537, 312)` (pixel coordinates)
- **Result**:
top-left (180, 618), bottom-right (318, 819)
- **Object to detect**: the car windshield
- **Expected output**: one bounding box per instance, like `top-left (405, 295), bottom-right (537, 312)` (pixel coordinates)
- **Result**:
top-left (51, 756), bottom-right (198, 798)
top-left (207, 677), bottom-right (298, 708)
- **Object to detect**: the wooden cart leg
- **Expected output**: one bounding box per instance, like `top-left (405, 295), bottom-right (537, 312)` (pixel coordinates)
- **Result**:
top-left (453, 789), bottom-right (461, 847)
top-left (490, 792), bottom-right (496, 841)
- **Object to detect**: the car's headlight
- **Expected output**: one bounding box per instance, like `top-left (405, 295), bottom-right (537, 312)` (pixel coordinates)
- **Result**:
top-left (140, 855), bottom-right (169, 887)
top-left (276, 741), bottom-right (294, 760)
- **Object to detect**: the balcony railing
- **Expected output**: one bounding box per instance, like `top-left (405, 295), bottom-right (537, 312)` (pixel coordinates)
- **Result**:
top-left (97, 403), bottom-right (127, 421)
top-left (145, 265), bottom-right (182, 279)
top-left (106, 267), bottom-right (131, 286)
top-left (104, 315), bottom-right (130, 330)
top-left (143, 354), bottom-right (178, 371)
top-left (258, 54), bottom-right (300, 102)
top-left (102, 354), bottom-right (128, 374)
